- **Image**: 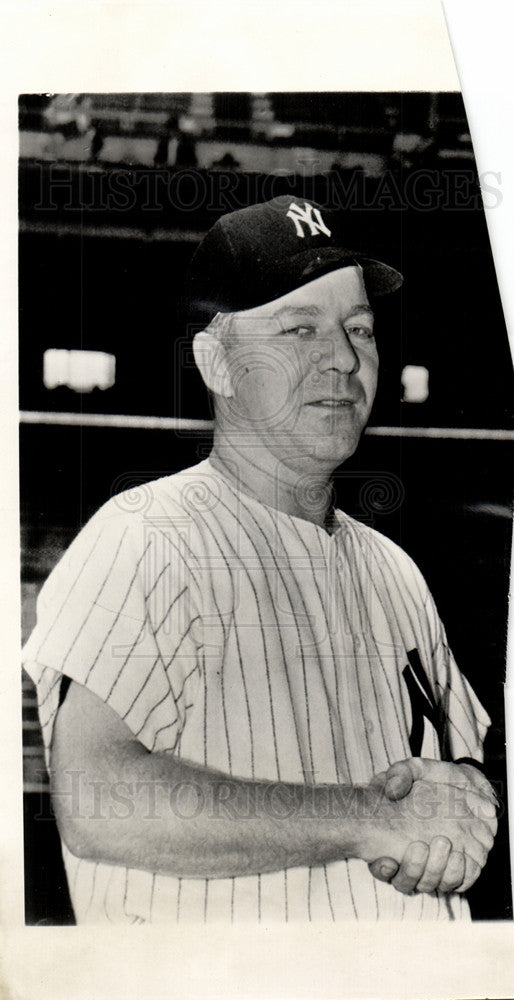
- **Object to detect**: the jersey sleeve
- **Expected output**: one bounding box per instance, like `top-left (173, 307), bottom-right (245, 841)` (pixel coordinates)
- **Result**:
top-left (22, 505), bottom-right (203, 765)
top-left (422, 584), bottom-right (491, 763)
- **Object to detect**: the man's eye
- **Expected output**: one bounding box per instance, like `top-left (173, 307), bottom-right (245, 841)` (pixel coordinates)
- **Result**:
top-left (281, 325), bottom-right (315, 338)
top-left (345, 325), bottom-right (375, 340)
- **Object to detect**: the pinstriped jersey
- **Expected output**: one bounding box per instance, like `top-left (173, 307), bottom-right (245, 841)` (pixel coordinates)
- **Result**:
top-left (23, 459), bottom-right (490, 922)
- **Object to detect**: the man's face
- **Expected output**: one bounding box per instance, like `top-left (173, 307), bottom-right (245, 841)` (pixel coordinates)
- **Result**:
top-left (219, 266), bottom-right (379, 475)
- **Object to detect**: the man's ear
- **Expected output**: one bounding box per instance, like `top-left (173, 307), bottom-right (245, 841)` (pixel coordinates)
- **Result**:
top-left (192, 330), bottom-right (233, 398)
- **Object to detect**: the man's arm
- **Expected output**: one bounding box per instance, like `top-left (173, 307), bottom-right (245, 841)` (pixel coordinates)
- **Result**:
top-left (50, 681), bottom-right (495, 885)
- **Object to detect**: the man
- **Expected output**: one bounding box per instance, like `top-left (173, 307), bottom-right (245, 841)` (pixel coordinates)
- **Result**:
top-left (23, 196), bottom-right (497, 923)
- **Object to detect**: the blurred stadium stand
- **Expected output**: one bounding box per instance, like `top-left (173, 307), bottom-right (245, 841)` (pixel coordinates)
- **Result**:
top-left (19, 91), bottom-right (474, 172)
top-left (19, 92), bottom-right (513, 924)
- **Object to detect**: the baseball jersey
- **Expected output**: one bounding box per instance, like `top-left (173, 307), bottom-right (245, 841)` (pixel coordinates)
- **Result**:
top-left (23, 459), bottom-right (490, 923)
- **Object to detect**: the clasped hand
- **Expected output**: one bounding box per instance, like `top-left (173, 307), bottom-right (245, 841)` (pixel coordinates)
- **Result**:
top-left (366, 758), bottom-right (498, 895)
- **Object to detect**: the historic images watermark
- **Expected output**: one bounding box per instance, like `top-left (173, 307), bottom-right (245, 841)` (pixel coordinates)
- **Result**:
top-left (35, 768), bottom-right (503, 824)
top-left (31, 163), bottom-right (503, 216)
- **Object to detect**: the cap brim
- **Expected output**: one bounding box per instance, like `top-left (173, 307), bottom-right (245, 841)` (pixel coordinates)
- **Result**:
top-left (359, 258), bottom-right (403, 296)
top-left (298, 247), bottom-right (403, 298)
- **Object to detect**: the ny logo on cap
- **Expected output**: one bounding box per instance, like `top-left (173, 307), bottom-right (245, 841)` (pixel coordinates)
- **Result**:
top-left (286, 201), bottom-right (332, 239)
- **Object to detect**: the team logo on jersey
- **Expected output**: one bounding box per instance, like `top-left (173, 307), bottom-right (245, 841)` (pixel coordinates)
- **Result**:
top-left (286, 201), bottom-right (332, 239)
top-left (403, 648), bottom-right (449, 757)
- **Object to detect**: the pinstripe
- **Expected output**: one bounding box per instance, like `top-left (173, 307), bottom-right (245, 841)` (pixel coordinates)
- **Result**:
top-left (170, 662), bottom-right (200, 707)
top-left (342, 531), bottom-right (390, 762)
top-left (220, 488), bottom-right (320, 779)
top-left (382, 548), bottom-right (434, 666)
top-left (122, 867), bottom-right (129, 918)
top-left (108, 618), bottom-right (151, 704)
top-left (195, 496), bottom-right (282, 778)
top-left (153, 585), bottom-right (188, 635)
top-left (204, 489), bottom-right (305, 766)
top-left (345, 862), bottom-right (359, 918)
top-left (135, 686), bottom-right (177, 739)
top-left (372, 876), bottom-right (379, 920)
top-left (439, 715), bottom-right (473, 756)
top-left (323, 866), bottom-right (335, 921)
top-left (145, 560), bottom-right (172, 603)
top-left (333, 558), bottom-right (376, 771)
top-left (164, 615), bottom-right (201, 673)
top-left (189, 505), bottom-right (259, 778)
top-left (435, 679), bottom-right (474, 750)
top-left (144, 496), bottom-right (205, 590)
top-left (346, 525), bottom-right (410, 750)
top-left (121, 655), bottom-right (160, 720)
top-left (150, 703), bottom-right (194, 751)
top-left (218, 627), bottom-right (233, 773)
top-left (83, 862), bottom-right (98, 919)
top-left (363, 526), bottom-right (428, 645)
top-left (71, 855), bottom-right (82, 896)
top-left (62, 526), bottom-right (130, 671)
top-left (149, 873), bottom-right (155, 921)
top-left (82, 537), bottom-right (150, 683)
top-left (37, 669), bottom-right (62, 711)
top-left (143, 608), bottom-right (197, 735)
top-left (370, 526), bottom-right (429, 619)
top-left (289, 519), bottom-right (349, 781)
top-left (227, 490), bottom-right (319, 780)
top-left (435, 674), bottom-right (479, 732)
top-left (133, 610), bottom-right (201, 740)
top-left (202, 641), bottom-right (209, 767)
top-left (357, 530), bottom-right (440, 753)
top-left (103, 865), bottom-right (116, 922)
top-left (34, 525), bottom-right (105, 659)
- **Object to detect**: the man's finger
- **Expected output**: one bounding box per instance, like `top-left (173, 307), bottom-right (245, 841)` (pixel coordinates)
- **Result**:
top-left (455, 853), bottom-right (482, 894)
top-left (458, 763), bottom-right (499, 805)
top-left (414, 835), bottom-right (452, 893)
top-left (368, 857), bottom-right (398, 882)
top-left (390, 841), bottom-right (429, 895)
top-left (470, 816), bottom-right (496, 852)
top-left (438, 851), bottom-right (466, 893)
top-left (396, 758), bottom-right (497, 807)
top-left (382, 760), bottom-right (415, 800)
top-left (465, 788), bottom-right (498, 825)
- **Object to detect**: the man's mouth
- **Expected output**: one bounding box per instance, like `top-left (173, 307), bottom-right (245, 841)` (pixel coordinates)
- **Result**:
top-left (307, 399), bottom-right (356, 408)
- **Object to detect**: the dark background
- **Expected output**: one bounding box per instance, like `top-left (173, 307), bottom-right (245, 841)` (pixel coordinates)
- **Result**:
top-left (19, 92), bottom-right (513, 923)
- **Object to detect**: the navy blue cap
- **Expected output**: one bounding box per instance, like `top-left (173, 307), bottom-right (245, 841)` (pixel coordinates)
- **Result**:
top-left (185, 196), bottom-right (403, 327)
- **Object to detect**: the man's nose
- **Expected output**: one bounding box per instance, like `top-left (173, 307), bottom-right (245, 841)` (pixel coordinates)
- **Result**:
top-left (314, 328), bottom-right (359, 375)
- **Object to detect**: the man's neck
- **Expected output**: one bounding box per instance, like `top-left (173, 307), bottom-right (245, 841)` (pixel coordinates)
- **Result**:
top-left (210, 435), bottom-right (335, 528)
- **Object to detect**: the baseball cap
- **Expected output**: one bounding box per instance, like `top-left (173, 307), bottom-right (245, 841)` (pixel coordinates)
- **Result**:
top-left (185, 195), bottom-right (403, 327)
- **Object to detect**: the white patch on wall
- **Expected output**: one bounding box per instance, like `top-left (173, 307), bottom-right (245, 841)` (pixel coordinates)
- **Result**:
top-left (401, 364), bottom-right (429, 403)
top-left (43, 349), bottom-right (116, 393)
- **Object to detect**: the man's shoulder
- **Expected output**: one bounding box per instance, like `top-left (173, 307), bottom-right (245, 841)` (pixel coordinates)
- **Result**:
top-left (335, 510), bottom-right (427, 587)
top-left (34, 462), bottom-right (216, 602)
top-left (46, 461), bottom-right (214, 570)
top-left (94, 460), bottom-right (215, 527)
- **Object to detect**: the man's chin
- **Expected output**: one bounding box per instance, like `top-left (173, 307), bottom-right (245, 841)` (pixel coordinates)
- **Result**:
top-left (311, 432), bottom-right (362, 466)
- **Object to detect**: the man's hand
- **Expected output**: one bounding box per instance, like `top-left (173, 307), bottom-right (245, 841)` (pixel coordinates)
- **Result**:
top-left (367, 758), bottom-right (498, 895)
top-left (377, 758), bottom-right (498, 811)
